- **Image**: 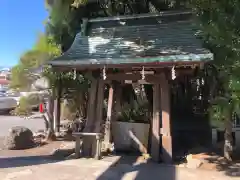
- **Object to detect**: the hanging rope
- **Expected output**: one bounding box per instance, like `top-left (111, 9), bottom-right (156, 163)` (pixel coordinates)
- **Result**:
top-left (141, 66), bottom-right (145, 80)
top-left (171, 66), bottom-right (176, 80)
top-left (73, 68), bottom-right (77, 80)
top-left (103, 66), bottom-right (106, 80)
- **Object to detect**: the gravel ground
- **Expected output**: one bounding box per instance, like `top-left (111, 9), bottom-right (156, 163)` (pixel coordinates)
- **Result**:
top-left (0, 114), bottom-right (45, 136)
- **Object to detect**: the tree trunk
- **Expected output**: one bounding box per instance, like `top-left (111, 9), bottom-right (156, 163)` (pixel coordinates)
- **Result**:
top-left (224, 106), bottom-right (233, 161)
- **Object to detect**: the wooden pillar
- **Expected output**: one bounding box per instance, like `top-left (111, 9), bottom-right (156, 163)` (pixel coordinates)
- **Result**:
top-left (92, 80), bottom-right (104, 156)
top-left (94, 80), bottom-right (105, 133)
top-left (104, 84), bottom-right (114, 150)
top-left (84, 79), bottom-right (98, 132)
top-left (160, 74), bottom-right (172, 164)
top-left (46, 95), bottom-right (54, 128)
top-left (82, 79), bottom-right (98, 157)
top-left (109, 83), bottom-right (122, 150)
top-left (114, 84), bottom-right (122, 120)
top-left (54, 85), bottom-right (61, 134)
top-left (150, 83), bottom-right (161, 162)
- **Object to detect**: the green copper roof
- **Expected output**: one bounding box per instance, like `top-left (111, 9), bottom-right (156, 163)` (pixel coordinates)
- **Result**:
top-left (50, 12), bottom-right (213, 67)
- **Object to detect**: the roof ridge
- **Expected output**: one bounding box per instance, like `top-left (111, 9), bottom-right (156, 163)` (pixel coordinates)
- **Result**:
top-left (88, 10), bottom-right (192, 23)
top-left (89, 20), bottom-right (193, 31)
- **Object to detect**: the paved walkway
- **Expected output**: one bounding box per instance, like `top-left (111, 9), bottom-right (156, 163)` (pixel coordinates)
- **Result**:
top-left (0, 157), bottom-right (237, 180)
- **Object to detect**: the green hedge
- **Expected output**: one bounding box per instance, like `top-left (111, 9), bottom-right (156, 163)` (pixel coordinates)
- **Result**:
top-left (11, 96), bottom-right (32, 116)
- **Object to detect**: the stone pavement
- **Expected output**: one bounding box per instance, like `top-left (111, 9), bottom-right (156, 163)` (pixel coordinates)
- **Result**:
top-left (0, 157), bottom-right (238, 180)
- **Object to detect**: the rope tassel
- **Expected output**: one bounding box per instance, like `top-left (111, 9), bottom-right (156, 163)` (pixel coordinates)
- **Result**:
top-left (103, 66), bottom-right (106, 80)
top-left (141, 66), bottom-right (145, 80)
top-left (73, 68), bottom-right (77, 80)
top-left (171, 66), bottom-right (176, 80)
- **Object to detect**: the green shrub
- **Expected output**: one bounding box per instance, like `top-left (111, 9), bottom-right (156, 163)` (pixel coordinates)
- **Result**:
top-left (27, 93), bottom-right (41, 106)
top-left (118, 101), bottom-right (149, 123)
top-left (11, 97), bottom-right (32, 116)
top-left (61, 99), bottom-right (79, 121)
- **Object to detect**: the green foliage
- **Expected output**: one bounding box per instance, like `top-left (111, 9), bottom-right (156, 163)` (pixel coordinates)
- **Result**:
top-left (193, 0), bottom-right (240, 128)
top-left (71, 0), bottom-right (88, 8)
top-left (118, 101), bottom-right (149, 123)
top-left (10, 64), bottom-right (30, 90)
top-left (27, 94), bottom-right (42, 107)
top-left (46, 0), bottom-right (81, 51)
top-left (10, 34), bottom-right (61, 91)
top-left (61, 100), bottom-right (78, 120)
top-left (11, 97), bottom-right (32, 116)
top-left (11, 94), bottom-right (42, 117)
top-left (193, 0), bottom-right (240, 53)
top-left (193, 0), bottom-right (240, 73)
top-left (209, 98), bottom-right (228, 129)
top-left (34, 34), bottom-right (61, 57)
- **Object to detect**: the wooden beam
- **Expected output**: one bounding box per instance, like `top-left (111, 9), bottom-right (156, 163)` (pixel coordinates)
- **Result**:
top-left (150, 83), bottom-right (161, 162)
top-left (107, 73), bottom-right (141, 81)
top-left (124, 79), bottom-right (151, 84)
top-left (51, 61), bottom-right (204, 72)
top-left (106, 72), bottom-right (162, 82)
top-left (160, 73), bottom-right (173, 164)
top-left (176, 68), bottom-right (194, 75)
top-left (103, 84), bottom-right (114, 151)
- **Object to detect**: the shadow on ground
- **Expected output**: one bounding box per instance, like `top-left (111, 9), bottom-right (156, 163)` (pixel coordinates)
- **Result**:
top-left (204, 155), bottom-right (240, 177)
top-left (96, 146), bottom-right (240, 179)
top-left (96, 153), bottom-right (176, 180)
top-left (0, 143), bottom-right (73, 169)
top-left (0, 155), bottom-right (63, 168)
top-left (188, 147), bottom-right (240, 178)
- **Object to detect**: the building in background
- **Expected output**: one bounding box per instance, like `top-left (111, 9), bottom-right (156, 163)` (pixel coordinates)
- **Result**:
top-left (0, 68), bottom-right (11, 91)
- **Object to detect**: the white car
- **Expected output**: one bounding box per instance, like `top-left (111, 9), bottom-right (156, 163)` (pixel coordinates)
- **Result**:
top-left (0, 95), bottom-right (18, 112)
top-left (0, 90), bottom-right (49, 113)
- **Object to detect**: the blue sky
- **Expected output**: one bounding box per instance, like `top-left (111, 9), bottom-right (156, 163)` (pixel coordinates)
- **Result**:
top-left (0, 1), bottom-right (48, 67)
